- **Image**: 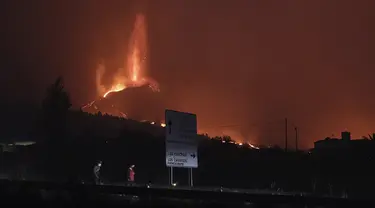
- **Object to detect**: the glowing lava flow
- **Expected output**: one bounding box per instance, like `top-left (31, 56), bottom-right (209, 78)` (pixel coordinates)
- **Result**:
top-left (103, 84), bottom-right (127, 98)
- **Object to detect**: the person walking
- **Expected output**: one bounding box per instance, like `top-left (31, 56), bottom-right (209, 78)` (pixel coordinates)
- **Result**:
top-left (127, 164), bottom-right (135, 186)
top-left (93, 161), bottom-right (102, 185)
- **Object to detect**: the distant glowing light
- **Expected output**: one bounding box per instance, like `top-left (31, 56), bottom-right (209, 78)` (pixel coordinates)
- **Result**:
top-left (161, 123), bottom-right (166, 127)
top-left (248, 142), bottom-right (260, 149)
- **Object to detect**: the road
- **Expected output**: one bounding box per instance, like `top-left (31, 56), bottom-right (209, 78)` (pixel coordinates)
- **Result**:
top-left (108, 182), bottom-right (306, 196)
top-left (0, 179), bottom-right (370, 207)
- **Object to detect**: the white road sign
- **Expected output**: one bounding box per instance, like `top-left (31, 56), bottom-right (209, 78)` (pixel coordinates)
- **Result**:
top-left (165, 109), bottom-right (198, 168)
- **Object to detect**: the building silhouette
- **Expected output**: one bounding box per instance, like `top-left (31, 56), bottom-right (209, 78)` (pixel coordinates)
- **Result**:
top-left (314, 131), bottom-right (375, 155)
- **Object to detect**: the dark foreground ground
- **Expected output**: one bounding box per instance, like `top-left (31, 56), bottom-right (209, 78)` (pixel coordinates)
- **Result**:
top-left (0, 180), bottom-right (372, 208)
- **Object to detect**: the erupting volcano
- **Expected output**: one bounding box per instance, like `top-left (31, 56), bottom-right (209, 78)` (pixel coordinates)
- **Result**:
top-left (81, 13), bottom-right (259, 149)
top-left (82, 13), bottom-right (161, 120)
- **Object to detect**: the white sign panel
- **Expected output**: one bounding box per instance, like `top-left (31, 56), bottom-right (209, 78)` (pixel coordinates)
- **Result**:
top-left (165, 109), bottom-right (198, 168)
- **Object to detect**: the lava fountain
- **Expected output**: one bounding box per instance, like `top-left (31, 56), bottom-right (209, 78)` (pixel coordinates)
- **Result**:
top-left (95, 13), bottom-right (158, 99)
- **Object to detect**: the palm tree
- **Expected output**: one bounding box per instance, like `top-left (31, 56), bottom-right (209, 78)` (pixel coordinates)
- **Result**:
top-left (362, 133), bottom-right (375, 141)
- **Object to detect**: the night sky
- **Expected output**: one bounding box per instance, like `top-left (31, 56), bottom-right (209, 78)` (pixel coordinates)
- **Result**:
top-left (1, 0), bottom-right (375, 148)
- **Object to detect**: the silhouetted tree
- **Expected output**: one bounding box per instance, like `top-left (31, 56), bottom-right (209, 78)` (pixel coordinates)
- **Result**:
top-left (223, 135), bottom-right (233, 143)
top-left (42, 77), bottom-right (71, 143)
top-left (363, 133), bottom-right (375, 140)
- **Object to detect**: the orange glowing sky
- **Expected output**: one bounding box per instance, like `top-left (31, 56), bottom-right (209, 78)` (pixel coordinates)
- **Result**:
top-left (2, 0), bottom-right (375, 149)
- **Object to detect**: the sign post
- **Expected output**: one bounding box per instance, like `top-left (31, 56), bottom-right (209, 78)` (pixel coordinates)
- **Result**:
top-left (189, 168), bottom-right (193, 187)
top-left (165, 109), bottom-right (198, 187)
top-left (170, 167), bottom-right (174, 185)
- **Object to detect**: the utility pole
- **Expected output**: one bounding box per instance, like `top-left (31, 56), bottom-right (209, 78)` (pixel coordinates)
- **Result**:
top-left (285, 118), bottom-right (288, 152)
top-left (295, 127), bottom-right (298, 151)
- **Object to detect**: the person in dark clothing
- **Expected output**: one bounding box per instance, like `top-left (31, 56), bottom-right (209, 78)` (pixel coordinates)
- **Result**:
top-left (127, 165), bottom-right (135, 186)
top-left (93, 161), bottom-right (102, 185)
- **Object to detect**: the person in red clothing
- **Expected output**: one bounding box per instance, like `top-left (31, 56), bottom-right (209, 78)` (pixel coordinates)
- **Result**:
top-left (127, 165), bottom-right (135, 186)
